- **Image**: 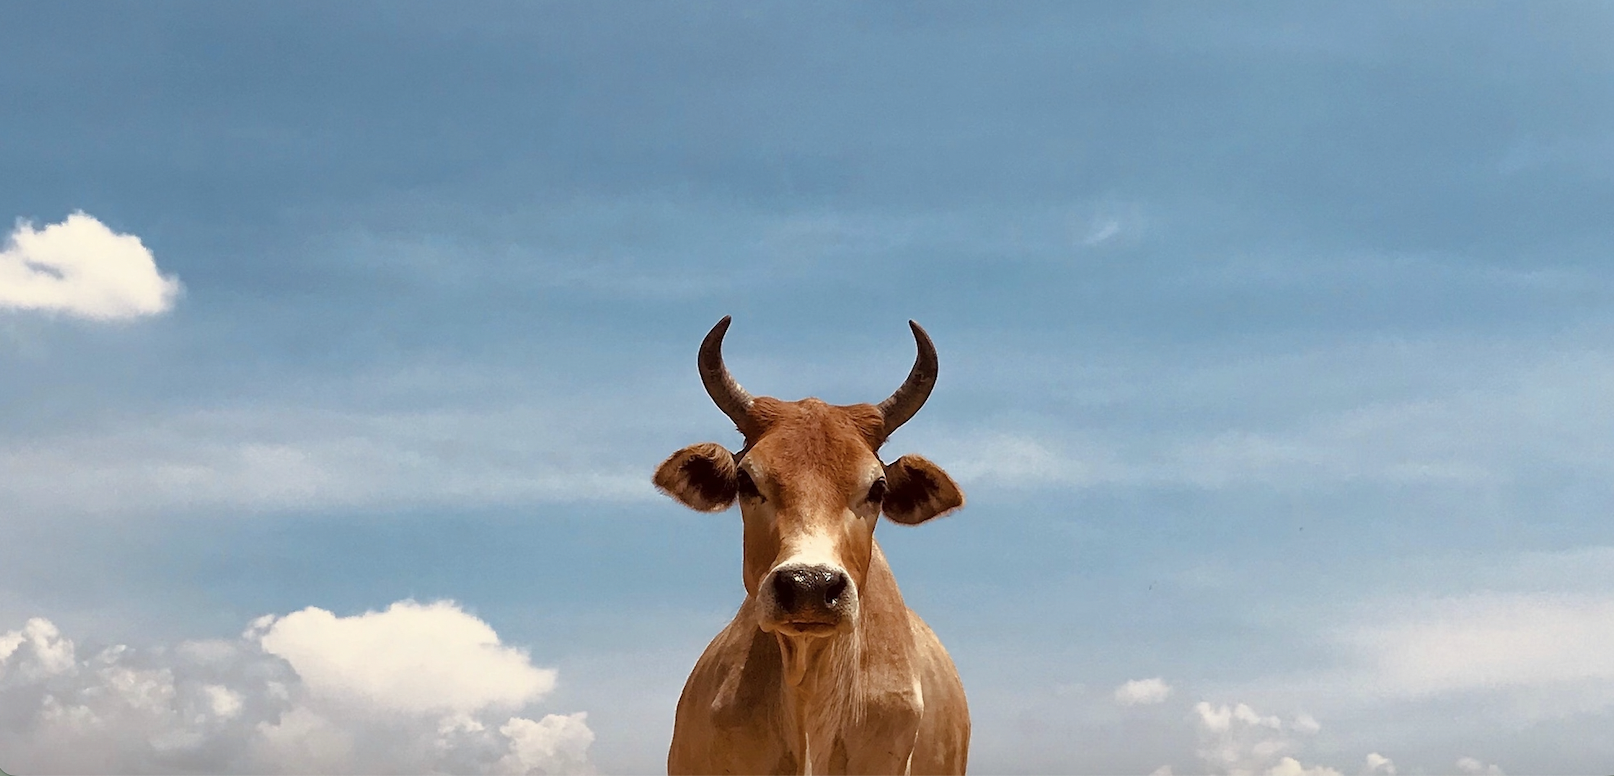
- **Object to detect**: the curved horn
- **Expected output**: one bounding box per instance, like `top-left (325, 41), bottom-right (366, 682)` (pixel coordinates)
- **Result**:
top-left (876, 320), bottom-right (939, 439)
top-left (698, 316), bottom-right (757, 437)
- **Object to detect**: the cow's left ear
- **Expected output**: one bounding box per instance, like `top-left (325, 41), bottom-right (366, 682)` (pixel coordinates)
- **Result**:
top-left (882, 454), bottom-right (965, 525)
top-left (654, 442), bottom-right (739, 512)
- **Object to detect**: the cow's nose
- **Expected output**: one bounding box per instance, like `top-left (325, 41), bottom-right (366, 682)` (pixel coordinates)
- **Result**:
top-left (771, 566), bottom-right (849, 614)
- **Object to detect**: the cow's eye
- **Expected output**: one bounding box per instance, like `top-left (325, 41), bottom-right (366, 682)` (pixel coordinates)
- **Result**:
top-left (866, 477), bottom-right (887, 504)
top-left (736, 469), bottom-right (763, 501)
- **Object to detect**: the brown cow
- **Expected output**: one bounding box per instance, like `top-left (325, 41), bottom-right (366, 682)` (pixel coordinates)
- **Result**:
top-left (655, 317), bottom-right (970, 775)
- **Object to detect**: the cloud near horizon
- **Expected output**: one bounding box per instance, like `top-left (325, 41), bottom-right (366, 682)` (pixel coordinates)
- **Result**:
top-left (1345, 592), bottom-right (1614, 704)
top-left (0, 212), bottom-right (181, 321)
top-left (1192, 700), bottom-right (1333, 776)
top-left (0, 600), bottom-right (593, 774)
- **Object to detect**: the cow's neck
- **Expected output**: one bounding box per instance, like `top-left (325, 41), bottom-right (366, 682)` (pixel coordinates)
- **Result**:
top-left (775, 620), bottom-right (859, 774)
top-left (770, 543), bottom-right (908, 774)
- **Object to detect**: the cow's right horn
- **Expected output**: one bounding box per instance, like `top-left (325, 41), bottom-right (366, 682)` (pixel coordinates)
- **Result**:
top-left (698, 316), bottom-right (758, 439)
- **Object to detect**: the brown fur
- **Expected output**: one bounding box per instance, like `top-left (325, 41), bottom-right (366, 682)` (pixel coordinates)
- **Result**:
top-left (659, 398), bottom-right (970, 775)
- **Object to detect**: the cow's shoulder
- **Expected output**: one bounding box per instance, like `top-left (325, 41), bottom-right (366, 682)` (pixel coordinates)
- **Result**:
top-left (707, 618), bottom-right (786, 728)
top-left (670, 603), bottom-right (795, 775)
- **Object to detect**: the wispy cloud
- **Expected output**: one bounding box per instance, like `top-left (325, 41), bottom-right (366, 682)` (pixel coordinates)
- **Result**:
top-left (0, 213), bottom-right (181, 321)
top-left (1076, 201), bottom-right (1147, 249)
top-left (0, 403), bottom-right (660, 519)
top-left (918, 341), bottom-right (1614, 494)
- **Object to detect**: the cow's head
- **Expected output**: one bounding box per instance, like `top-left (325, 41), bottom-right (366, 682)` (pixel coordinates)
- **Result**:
top-left (655, 317), bottom-right (964, 639)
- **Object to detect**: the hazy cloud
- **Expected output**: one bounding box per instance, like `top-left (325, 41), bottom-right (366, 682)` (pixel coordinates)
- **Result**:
top-left (0, 212), bottom-right (181, 321)
top-left (1265, 758), bottom-right (1344, 776)
top-left (1362, 752), bottom-right (1396, 776)
top-left (1175, 546), bottom-right (1614, 775)
top-left (1346, 593), bottom-right (1614, 701)
top-left (1116, 677), bottom-right (1173, 706)
top-left (1455, 756), bottom-right (1505, 776)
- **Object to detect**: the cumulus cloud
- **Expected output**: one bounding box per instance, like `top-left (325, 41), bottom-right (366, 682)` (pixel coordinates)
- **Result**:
top-left (256, 600), bottom-right (556, 715)
top-left (1192, 701), bottom-right (1333, 776)
top-left (1116, 677), bottom-right (1173, 706)
top-left (0, 601), bottom-right (592, 774)
top-left (0, 212), bottom-right (181, 320)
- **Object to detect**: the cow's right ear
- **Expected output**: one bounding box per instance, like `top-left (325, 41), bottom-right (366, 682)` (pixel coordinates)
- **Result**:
top-left (654, 443), bottom-right (739, 512)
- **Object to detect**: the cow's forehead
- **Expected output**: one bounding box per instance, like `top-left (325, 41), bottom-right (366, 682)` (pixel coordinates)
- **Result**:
top-left (742, 397), bottom-right (884, 485)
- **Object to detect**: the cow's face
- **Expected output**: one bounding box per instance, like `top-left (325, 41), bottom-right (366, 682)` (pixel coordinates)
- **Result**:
top-left (655, 399), bottom-right (962, 637)
top-left (654, 318), bottom-right (963, 640)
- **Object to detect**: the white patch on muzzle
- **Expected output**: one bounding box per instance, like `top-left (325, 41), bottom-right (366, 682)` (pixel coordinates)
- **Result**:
top-left (759, 530), bottom-right (860, 635)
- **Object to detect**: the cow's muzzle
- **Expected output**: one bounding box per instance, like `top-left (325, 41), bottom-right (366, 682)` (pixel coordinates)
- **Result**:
top-left (760, 563), bottom-right (856, 636)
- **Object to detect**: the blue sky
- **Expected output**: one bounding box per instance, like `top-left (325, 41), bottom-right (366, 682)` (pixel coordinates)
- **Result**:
top-left (3, 3), bottom-right (1614, 773)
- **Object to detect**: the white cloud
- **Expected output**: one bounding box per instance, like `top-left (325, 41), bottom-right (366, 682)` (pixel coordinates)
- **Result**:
top-left (496, 713), bottom-right (595, 775)
top-left (0, 616), bottom-right (76, 678)
top-left (0, 601), bottom-right (593, 774)
top-left (256, 600), bottom-right (556, 715)
top-left (0, 212), bottom-right (181, 320)
top-left (1116, 677), bottom-right (1174, 706)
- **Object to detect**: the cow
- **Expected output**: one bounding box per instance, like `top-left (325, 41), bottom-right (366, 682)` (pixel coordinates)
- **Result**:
top-left (655, 316), bottom-right (970, 775)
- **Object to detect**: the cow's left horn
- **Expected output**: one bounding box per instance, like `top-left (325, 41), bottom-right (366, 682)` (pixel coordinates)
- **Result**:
top-left (876, 320), bottom-right (938, 439)
top-left (698, 316), bottom-right (758, 438)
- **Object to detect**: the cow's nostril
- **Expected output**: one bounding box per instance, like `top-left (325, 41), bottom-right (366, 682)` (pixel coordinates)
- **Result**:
top-left (824, 573), bottom-right (847, 608)
top-left (772, 569), bottom-right (800, 613)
